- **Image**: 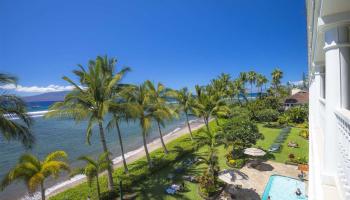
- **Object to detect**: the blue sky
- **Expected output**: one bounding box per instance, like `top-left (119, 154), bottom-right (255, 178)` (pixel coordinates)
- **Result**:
top-left (0, 0), bottom-right (307, 96)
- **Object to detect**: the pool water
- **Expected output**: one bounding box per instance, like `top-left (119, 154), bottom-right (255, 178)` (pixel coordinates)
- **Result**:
top-left (262, 175), bottom-right (308, 200)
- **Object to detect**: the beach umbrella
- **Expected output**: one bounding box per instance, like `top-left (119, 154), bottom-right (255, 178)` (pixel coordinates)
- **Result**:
top-left (244, 148), bottom-right (266, 157)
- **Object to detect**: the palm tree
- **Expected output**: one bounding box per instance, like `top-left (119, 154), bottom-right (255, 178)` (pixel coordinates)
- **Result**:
top-left (271, 68), bottom-right (283, 94)
top-left (0, 151), bottom-right (69, 200)
top-left (106, 83), bottom-right (135, 174)
top-left (194, 85), bottom-right (229, 130)
top-left (126, 82), bottom-right (154, 168)
top-left (247, 71), bottom-right (257, 98)
top-left (256, 74), bottom-right (268, 97)
top-left (0, 73), bottom-right (34, 148)
top-left (71, 153), bottom-right (111, 200)
top-left (146, 81), bottom-right (176, 154)
top-left (233, 78), bottom-right (248, 104)
top-left (174, 87), bottom-right (195, 140)
top-left (46, 56), bottom-right (127, 190)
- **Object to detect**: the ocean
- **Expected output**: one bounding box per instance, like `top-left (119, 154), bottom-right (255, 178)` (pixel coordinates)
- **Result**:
top-left (0, 101), bottom-right (196, 200)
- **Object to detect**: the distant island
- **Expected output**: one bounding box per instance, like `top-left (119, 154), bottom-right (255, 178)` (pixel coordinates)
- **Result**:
top-left (22, 91), bottom-right (69, 102)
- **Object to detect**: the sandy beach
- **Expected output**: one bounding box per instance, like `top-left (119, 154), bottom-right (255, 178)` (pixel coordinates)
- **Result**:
top-left (45, 119), bottom-right (206, 198)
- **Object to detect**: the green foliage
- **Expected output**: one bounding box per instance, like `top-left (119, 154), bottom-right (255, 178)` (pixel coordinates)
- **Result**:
top-left (255, 109), bottom-right (279, 122)
top-left (217, 117), bottom-right (262, 149)
top-left (299, 129), bottom-right (309, 140)
top-left (279, 105), bottom-right (308, 124)
top-left (1, 151), bottom-right (69, 200)
top-left (0, 73), bottom-right (34, 148)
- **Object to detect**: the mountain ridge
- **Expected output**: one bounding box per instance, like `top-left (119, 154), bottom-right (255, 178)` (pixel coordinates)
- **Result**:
top-left (22, 91), bottom-right (69, 102)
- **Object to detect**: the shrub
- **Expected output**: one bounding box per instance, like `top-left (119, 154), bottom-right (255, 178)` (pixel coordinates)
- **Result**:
top-left (228, 159), bottom-right (236, 165)
top-left (295, 156), bottom-right (308, 164)
top-left (255, 109), bottom-right (279, 122)
top-left (217, 117), bottom-right (262, 149)
top-left (233, 158), bottom-right (246, 168)
top-left (299, 129), bottom-right (309, 139)
top-left (284, 105), bottom-right (308, 124)
top-left (288, 153), bottom-right (295, 160)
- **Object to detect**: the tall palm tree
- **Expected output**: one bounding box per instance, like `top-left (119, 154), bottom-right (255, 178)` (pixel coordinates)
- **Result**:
top-left (256, 74), bottom-right (268, 97)
top-left (146, 81), bottom-right (176, 154)
top-left (0, 73), bottom-right (34, 148)
top-left (126, 82), bottom-right (154, 168)
top-left (71, 153), bottom-right (111, 200)
top-left (247, 71), bottom-right (257, 98)
top-left (271, 68), bottom-right (283, 94)
top-left (174, 87), bottom-right (195, 140)
top-left (233, 78), bottom-right (248, 104)
top-left (0, 151), bottom-right (69, 200)
top-left (46, 56), bottom-right (127, 190)
top-left (106, 83), bottom-right (135, 174)
top-left (194, 85), bottom-right (229, 131)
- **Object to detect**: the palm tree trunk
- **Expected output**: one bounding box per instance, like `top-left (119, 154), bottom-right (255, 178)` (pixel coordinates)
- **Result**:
top-left (204, 117), bottom-right (210, 133)
top-left (40, 181), bottom-right (45, 200)
top-left (251, 83), bottom-right (253, 100)
top-left (142, 129), bottom-right (153, 168)
top-left (141, 118), bottom-right (153, 168)
top-left (96, 174), bottom-right (101, 200)
top-left (98, 122), bottom-right (114, 190)
top-left (157, 121), bottom-right (168, 154)
top-left (115, 121), bottom-right (128, 173)
top-left (185, 112), bottom-right (193, 140)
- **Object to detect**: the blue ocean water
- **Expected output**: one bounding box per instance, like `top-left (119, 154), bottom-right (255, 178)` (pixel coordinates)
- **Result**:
top-left (0, 101), bottom-right (195, 200)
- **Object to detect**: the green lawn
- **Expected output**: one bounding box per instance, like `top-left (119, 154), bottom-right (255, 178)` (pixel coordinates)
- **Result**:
top-left (50, 122), bottom-right (309, 200)
top-left (255, 124), bottom-right (309, 163)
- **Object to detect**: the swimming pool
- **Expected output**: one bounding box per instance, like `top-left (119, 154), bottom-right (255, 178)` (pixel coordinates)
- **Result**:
top-left (262, 175), bottom-right (308, 200)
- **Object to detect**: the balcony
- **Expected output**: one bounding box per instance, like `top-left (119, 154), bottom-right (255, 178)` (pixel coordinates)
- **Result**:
top-left (335, 109), bottom-right (350, 199)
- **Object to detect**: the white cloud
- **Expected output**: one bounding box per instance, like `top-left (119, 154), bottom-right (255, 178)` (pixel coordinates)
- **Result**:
top-left (0, 84), bottom-right (77, 93)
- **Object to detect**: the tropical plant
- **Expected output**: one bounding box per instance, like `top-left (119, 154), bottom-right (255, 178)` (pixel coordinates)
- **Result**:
top-left (271, 68), bottom-right (283, 95)
top-left (0, 151), bottom-right (69, 200)
top-left (247, 71), bottom-right (257, 98)
top-left (254, 108), bottom-right (279, 122)
top-left (256, 74), bottom-right (268, 97)
top-left (126, 82), bottom-right (155, 168)
top-left (107, 85), bottom-right (137, 173)
top-left (194, 85), bottom-right (229, 128)
top-left (174, 87), bottom-right (195, 140)
top-left (283, 105), bottom-right (309, 124)
top-left (196, 129), bottom-right (220, 197)
top-left (147, 80), bottom-right (177, 154)
top-left (233, 78), bottom-right (247, 104)
top-left (71, 153), bottom-right (111, 200)
top-left (45, 56), bottom-right (127, 190)
top-left (217, 117), bottom-right (262, 150)
top-left (0, 73), bottom-right (34, 148)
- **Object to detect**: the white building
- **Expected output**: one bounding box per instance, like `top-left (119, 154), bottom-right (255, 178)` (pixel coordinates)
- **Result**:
top-left (307, 0), bottom-right (350, 199)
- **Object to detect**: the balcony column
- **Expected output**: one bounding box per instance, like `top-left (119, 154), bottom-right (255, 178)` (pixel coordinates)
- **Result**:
top-left (323, 25), bottom-right (350, 185)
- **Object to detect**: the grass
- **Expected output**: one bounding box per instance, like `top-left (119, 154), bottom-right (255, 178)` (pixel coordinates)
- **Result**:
top-left (256, 124), bottom-right (309, 163)
top-left (50, 121), bottom-right (309, 200)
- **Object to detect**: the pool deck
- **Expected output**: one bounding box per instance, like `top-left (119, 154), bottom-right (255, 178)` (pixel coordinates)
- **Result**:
top-left (218, 160), bottom-right (308, 200)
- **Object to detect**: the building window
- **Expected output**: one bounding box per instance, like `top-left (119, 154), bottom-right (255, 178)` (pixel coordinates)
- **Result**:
top-left (320, 73), bottom-right (325, 99)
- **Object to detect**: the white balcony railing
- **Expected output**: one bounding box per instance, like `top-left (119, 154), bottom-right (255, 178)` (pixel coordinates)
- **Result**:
top-left (335, 109), bottom-right (350, 199)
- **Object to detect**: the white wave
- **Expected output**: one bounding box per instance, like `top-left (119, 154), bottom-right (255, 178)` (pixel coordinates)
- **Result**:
top-left (4, 110), bottom-right (50, 120)
top-left (167, 127), bottom-right (181, 136)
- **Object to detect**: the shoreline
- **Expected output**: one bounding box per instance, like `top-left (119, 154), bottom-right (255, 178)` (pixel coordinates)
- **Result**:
top-left (42, 119), bottom-right (206, 199)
